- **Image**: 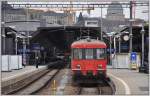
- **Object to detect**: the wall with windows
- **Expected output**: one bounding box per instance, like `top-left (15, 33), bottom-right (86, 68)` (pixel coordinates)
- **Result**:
top-left (4, 14), bottom-right (26, 22)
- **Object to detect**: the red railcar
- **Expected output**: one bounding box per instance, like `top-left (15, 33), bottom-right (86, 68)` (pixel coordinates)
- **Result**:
top-left (71, 38), bottom-right (107, 79)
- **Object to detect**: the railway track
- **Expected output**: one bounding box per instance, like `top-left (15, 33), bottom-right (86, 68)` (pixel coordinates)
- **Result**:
top-left (11, 69), bottom-right (60, 95)
top-left (10, 60), bottom-right (66, 95)
top-left (9, 61), bottom-right (115, 95)
top-left (78, 86), bottom-right (100, 95)
top-left (77, 78), bottom-right (115, 95)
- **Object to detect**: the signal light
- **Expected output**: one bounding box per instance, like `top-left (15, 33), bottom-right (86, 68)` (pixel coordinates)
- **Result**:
top-left (76, 64), bottom-right (81, 69)
top-left (98, 64), bottom-right (102, 69)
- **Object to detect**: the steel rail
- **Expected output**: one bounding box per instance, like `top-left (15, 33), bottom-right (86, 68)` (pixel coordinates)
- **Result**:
top-left (77, 87), bottom-right (82, 95)
top-left (31, 69), bottom-right (60, 95)
top-left (76, 77), bottom-right (116, 95)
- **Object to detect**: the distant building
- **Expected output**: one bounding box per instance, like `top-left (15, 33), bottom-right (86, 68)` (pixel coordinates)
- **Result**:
top-left (104, 1), bottom-right (145, 32)
top-left (84, 20), bottom-right (99, 27)
top-left (4, 9), bottom-right (27, 22)
top-left (2, 1), bottom-right (72, 26)
top-left (106, 1), bottom-right (125, 21)
top-left (41, 11), bottom-right (69, 25)
top-left (76, 2), bottom-right (145, 33)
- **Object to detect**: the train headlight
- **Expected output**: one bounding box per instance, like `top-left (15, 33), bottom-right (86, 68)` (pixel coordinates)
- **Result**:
top-left (98, 64), bottom-right (102, 69)
top-left (76, 64), bottom-right (81, 69)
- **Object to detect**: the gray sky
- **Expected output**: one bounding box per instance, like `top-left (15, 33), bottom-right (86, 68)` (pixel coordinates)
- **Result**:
top-left (76, 6), bottom-right (149, 21)
top-left (8, 1), bottom-right (149, 21)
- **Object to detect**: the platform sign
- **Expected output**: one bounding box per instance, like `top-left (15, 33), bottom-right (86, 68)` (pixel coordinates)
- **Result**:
top-left (18, 49), bottom-right (30, 53)
top-left (107, 48), bottom-right (115, 53)
top-left (130, 52), bottom-right (137, 61)
top-left (130, 52), bottom-right (137, 69)
top-left (32, 43), bottom-right (41, 50)
top-left (121, 45), bottom-right (128, 49)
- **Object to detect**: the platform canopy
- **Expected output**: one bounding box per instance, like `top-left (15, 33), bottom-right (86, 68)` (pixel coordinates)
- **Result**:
top-left (30, 26), bottom-right (108, 52)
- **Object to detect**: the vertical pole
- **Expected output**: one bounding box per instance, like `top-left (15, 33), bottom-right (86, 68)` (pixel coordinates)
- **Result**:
top-left (26, 6), bottom-right (30, 65)
top-left (0, 1), bottom-right (2, 68)
top-left (26, 7), bottom-right (29, 45)
top-left (119, 37), bottom-right (121, 53)
top-left (35, 50), bottom-right (37, 65)
top-left (23, 37), bottom-right (26, 66)
top-left (113, 36), bottom-right (116, 68)
top-left (2, 23), bottom-right (5, 54)
top-left (110, 36), bottom-right (112, 65)
top-left (15, 35), bottom-right (18, 55)
top-left (2, 4), bottom-right (5, 55)
top-left (141, 26), bottom-right (145, 67)
top-left (114, 37), bottom-right (116, 55)
top-left (100, 6), bottom-right (103, 40)
top-left (27, 31), bottom-right (29, 45)
top-left (148, 0), bottom-right (150, 72)
top-left (129, 1), bottom-right (133, 53)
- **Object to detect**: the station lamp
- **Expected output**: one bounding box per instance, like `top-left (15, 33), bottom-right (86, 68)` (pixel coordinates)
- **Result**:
top-left (122, 31), bottom-right (129, 41)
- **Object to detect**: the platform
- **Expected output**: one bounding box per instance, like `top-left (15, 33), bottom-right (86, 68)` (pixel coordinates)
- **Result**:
top-left (1, 65), bottom-right (48, 94)
top-left (107, 69), bottom-right (149, 95)
top-left (2, 65), bottom-right (47, 81)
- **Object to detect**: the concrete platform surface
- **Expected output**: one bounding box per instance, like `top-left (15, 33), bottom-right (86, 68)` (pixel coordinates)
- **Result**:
top-left (2, 65), bottom-right (47, 82)
top-left (1, 65), bottom-right (48, 94)
top-left (107, 69), bottom-right (149, 95)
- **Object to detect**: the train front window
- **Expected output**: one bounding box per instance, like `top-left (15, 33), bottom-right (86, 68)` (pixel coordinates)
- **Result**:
top-left (73, 49), bottom-right (82, 59)
top-left (96, 49), bottom-right (106, 59)
top-left (85, 49), bottom-right (94, 59)
top-left (72, 48), bottom-right (106, 60)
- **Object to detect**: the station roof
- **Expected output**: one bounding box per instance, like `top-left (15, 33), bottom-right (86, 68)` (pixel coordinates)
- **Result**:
top-left (120, 25), bottom-right (149, 36)
top-left (31, 26), bottom-right (105, 52)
